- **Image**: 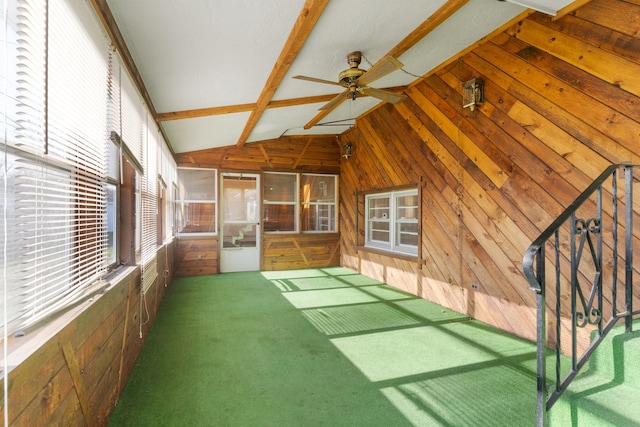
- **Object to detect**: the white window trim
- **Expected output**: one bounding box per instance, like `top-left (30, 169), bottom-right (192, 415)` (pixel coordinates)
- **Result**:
top-left (176, 167), bottom-right (218, 237)
top-left (263, 172), bottom-right (299, 234)
top-left (365, 188), bottom-right (419, 256)
top-left (301, 173), bottom-right (338, 234)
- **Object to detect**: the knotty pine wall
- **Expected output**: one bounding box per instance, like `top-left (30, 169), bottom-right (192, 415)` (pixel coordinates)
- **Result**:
top-left (1, 243), bottom-right (174, 426)
top-left (174, 135), bottom-right (341, 275)
top-left (339, 0), bottom-right (640, 346)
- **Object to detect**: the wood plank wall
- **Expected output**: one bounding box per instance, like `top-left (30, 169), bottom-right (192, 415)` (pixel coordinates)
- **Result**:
top-left (1, 243), bottom-right (174, 426)
top-left (175, 135), bottom-right (341, 274)
top-left (339, 0), bottom-right (640, 348)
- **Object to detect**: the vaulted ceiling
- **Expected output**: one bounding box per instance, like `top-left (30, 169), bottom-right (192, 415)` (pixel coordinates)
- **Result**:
top-left (97, 0), bottom-right (585, 154)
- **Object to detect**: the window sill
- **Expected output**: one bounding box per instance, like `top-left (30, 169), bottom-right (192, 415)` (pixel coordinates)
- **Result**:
top-left (1, 265), bottom-right (138, 379)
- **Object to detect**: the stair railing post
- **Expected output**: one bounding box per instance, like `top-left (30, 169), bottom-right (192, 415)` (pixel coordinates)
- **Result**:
top-left (625, 166), bottom-right (633, 333)
top-left (535, 245), bottom-right (547, 427)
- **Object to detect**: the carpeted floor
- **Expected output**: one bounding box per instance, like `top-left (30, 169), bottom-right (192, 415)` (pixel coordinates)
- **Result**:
top-left (108, 268), bottom-right (545, 426)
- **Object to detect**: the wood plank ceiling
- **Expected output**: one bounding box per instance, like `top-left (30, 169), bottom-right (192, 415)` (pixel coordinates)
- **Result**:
top-left (94, 0), bottom-right (584, 153)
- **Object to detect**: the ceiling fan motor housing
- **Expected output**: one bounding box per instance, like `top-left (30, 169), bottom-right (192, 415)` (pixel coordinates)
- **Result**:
top-left (339, 51), bottom-right (366, 85)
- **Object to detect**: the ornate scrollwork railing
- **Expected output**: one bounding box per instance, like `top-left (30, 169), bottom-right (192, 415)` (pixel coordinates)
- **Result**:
top-left (523, 164), bottom-right (639, 426)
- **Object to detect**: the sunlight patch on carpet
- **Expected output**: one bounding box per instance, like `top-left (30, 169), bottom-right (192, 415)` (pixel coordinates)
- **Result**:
top-left (330, 323), bottom-right (534, 382)
top-left (286, 276), bottom-right (351, 291)
top-left (282, 286), bottom-right (412, 309)
top-left (380, 364), bottom-right (536, 426)
top-left (302, 303), bottom-right (421, 335)
top-left (261, 269), bottom-right (327, 280)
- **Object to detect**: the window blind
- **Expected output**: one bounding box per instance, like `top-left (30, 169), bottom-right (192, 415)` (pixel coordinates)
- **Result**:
top-left (7, 0), bottom-right (111, 332)
top-left (141, 115), bottom-right (158, 291)
top-left (158, 133), bottom-right (176, 241)
top-left (12, 0), bottom-right (47, 153)
top-left (119, 60), bottom-right (144, 167)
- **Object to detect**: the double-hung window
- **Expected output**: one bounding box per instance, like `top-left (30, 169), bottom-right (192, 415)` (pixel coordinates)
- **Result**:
top-left (176, 168), bottom-right (218, 235)
top-left (263, 172), bottom-right (338, 233)
top-left (365, 188), bottom-right (419, 256)
top-left (263, 172), bottom-right (298, 232)
top-left (301, 174), bottom-right (337, 232)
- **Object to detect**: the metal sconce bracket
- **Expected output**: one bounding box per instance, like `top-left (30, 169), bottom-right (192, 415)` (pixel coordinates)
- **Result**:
top-left (342, 143), bottom-right (352, 159)
top-left (463, 78), bottom-right (484, 112)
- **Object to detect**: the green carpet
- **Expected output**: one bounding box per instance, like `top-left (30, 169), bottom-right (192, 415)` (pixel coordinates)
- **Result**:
top-left (108, 268), bottom-right (546, 426)
top-left (549, 321), bottom-right (640, 427)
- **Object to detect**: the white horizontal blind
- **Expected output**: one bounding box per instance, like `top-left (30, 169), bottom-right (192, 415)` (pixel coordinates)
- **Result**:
top-left (120, 62), bottom-right (144, 166)
top-left (9, 0), bottom-right (111, 331)
top-left (1, 0), bottom-right (48, 334)
top-left (141, 115), bottom-right (158, 291)
top-left (141, 115), bottom-right (158, 266)
top-left (108, 50), bottom-right (122, 151)
top-left (158, 134), bottom-right (176, 241)
top-left (11, 0), bottom-right (47, 153)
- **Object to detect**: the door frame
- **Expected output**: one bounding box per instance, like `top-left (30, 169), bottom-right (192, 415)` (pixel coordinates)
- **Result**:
top-left (219, 172), bottom-right (261, 272)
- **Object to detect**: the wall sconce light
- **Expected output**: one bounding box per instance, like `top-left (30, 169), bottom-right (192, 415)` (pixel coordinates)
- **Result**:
top-left (342, 143), bottom-right (353, 159)
top-left (463, 78), bottom-right (483, 112)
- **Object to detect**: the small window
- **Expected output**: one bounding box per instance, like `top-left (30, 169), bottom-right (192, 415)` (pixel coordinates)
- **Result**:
top-left (365, 188), bottom-right (418, 256)
top-left (176, 168), bottom-right (217, 235)
top-left (301, 174), bottom-right (337, 232)
top-left (263, 172), bottom-right (298, 232)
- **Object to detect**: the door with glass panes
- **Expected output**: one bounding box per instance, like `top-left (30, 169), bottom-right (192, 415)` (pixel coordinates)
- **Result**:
top-left (220, 173), bottom-right (260, 272)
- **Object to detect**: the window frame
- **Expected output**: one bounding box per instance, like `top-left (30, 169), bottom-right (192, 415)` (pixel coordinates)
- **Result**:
top-left (301, 173), bottom-right (338, 233)
top-left (263, 171), bottom-right (299, 234)
top-left (176, 167), bottom-right (218, 237)
top-left (364, 187), bottom-right (419, 256)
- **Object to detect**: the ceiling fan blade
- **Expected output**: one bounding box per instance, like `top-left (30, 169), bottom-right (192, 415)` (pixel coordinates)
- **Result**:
top-left (319, 90), bottom-right (348, 110)
top-left (357, 56), bottom-right (404, 86)
top-left (293, 75), bottom-right (344, 87)
top-left (360, 86), bottom-right (407, 104)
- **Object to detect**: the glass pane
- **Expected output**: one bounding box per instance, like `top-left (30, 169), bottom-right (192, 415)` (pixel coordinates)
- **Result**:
top-left (223, 176), bottom-right (257, 222)
top-left (302, 204), bottom-right (335, 232)
top-left (396, 194), bottom-right (418, 220)
top-left (264, 204), bottom-right (296, 232)
top-left (177, 202), bottom-right (216, 233)
top-left (368, 221), bottom-right (390, 243)
top-left (396, 222), bottom-right (419, 247)
top-left (264, 172), bottom-right (297, 202)
top-left (302, 174), bottom-right (335, 203)
top-left (178, 168), bottom-right (216, 200)
top-left (368, 196), bottom-right (389, 220)
top-left (107, 140), bottom-right (118, 180)
top-left (222, 223), bottom-right (257, 248)
top-left (105, 183), bottom-right (117, 266)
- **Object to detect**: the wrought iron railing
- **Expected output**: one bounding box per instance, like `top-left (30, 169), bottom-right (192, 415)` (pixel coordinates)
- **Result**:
top-left (522, 164), bottom-right (639, 426)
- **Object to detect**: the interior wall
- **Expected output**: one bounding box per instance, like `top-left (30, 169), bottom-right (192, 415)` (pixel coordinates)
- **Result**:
top-left (0, 243), bottom-right (174, 426)
top-left (174, 135), bottom-right (341, 275)
top-left (339, 0), bottom-right (640, 345)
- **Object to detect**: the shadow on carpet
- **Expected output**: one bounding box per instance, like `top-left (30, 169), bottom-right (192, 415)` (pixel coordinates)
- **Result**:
top-left (108, 267), bottom-right (540, 426)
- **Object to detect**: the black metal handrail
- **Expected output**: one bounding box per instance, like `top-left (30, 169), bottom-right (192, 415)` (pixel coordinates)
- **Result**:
top-left (522, 164), bottom-right (639, 426)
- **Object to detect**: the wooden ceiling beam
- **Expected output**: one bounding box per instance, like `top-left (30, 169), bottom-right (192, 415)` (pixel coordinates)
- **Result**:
top-left (554, 0), bottom-right (592, 20)
top-left (303, 0), bottom-right (469, 130)
top-left (156, 88), bottom-right (407, 122)
top-left (235, 0), bottom-right (330, 147)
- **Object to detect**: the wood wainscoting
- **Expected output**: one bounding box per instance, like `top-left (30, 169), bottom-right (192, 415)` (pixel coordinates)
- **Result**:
top-left (263, 233), bottom-right (340, 271)
top-left (0, 243), bottom-right (174, 426)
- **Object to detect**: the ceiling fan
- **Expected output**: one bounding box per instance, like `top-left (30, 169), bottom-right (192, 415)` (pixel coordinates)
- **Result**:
top-left (293, 51), bottom-right (407, 111)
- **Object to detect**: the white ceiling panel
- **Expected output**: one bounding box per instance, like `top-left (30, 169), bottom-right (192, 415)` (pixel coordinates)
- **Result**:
top-left (107, 0), bottom-right (306, 112)
top-left (162, 112), bottom-right (251, 153)
top-left (103, 0), bottom-right (588, 153)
